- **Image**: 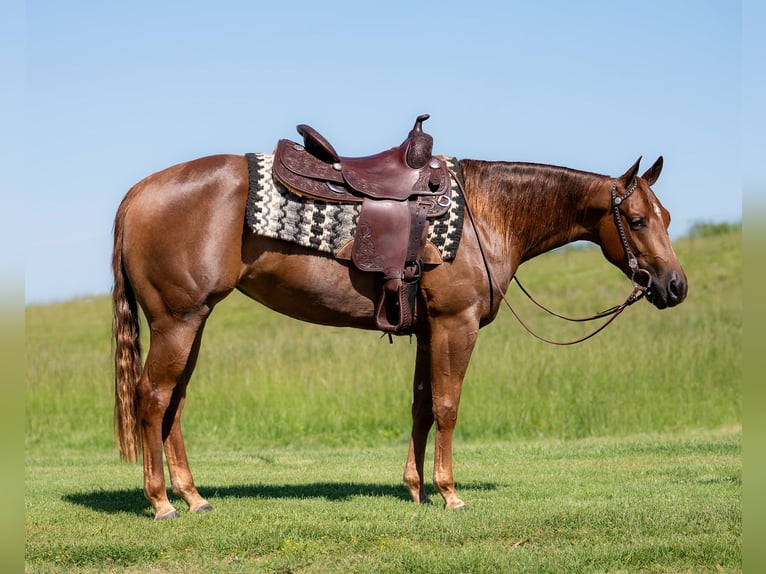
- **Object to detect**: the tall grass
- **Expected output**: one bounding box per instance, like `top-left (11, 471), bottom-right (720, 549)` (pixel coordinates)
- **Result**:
top-left (25, 229), bottom-right (741, 454)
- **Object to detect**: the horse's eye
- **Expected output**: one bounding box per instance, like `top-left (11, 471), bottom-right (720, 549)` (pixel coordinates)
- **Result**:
top-left (629, 217), bottom-right (646, 230)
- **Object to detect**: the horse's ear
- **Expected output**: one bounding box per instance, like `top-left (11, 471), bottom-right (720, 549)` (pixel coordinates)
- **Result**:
top-left (641, 156), bottom-right (663, 186)
top-left (619, 156), bottom-right (642, 186)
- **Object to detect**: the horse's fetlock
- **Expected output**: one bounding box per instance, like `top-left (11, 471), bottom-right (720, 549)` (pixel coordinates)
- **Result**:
top-left (402, 471), bottom-right (419, 490)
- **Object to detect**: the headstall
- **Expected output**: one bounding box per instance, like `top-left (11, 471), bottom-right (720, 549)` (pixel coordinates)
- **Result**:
top-left (611, 178), bottom-right (652, 291)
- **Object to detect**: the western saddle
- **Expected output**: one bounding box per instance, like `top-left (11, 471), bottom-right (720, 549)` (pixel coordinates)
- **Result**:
top-left (273, 114), bottom-right (452, 334)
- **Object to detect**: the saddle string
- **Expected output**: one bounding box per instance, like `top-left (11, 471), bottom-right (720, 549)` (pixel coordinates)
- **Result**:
top-left (449, 168), bottom-right (647, 346)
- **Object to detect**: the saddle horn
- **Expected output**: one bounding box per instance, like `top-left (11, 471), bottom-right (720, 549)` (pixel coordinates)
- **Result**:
top-left (405, 114), bottom-right (433, 169)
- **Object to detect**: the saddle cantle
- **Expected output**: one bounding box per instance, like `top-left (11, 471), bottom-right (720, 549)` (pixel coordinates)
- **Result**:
top-left (272, 114), bottom-right (454, 335)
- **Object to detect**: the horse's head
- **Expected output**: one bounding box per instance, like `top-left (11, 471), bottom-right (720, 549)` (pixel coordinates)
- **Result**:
top-left (595, 156), bottom-right (687, 309)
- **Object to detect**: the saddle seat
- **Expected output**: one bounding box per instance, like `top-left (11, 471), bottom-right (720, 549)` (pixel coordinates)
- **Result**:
top-left (272, 114), bottom-right (453, 335)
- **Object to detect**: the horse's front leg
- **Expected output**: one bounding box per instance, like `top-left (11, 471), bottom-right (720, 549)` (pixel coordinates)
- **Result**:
top-left (429, 315), bottom-right (479, 509)
top-left (403, 340), bottom-right (435, 505)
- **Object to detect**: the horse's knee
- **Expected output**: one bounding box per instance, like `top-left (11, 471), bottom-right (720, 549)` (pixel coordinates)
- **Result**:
top-left (432, 400), bottom-right (458, 428)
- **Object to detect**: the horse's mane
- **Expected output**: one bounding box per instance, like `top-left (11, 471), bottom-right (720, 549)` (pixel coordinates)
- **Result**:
top-left (460, 159), bottom-right (606, 252)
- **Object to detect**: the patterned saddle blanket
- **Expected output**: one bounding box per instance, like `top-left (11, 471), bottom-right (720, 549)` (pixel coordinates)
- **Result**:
top-left (244, 153), bottom-right (464, 263)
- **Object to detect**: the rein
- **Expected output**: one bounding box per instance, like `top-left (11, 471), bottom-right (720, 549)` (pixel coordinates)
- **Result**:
top-left (450, 168), bottom-right (649, 346)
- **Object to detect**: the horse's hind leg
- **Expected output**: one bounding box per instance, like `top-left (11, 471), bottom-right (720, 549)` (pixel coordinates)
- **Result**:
top-left (162, 327), bottom-right (214, 515)
top-left (138, 313), bottom-right (210, 520)
top-left (403, 340), bottom-right (435, 505)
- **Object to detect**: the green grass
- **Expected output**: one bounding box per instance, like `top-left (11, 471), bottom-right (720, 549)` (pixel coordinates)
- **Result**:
top-left (25, 229), bottom-right (742, 572)
top-left (26, 430), bottom-right (739, 573)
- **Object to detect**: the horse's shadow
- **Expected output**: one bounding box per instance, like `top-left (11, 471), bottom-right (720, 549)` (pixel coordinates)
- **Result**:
top-left (63, 481), bottom-right (498, 516)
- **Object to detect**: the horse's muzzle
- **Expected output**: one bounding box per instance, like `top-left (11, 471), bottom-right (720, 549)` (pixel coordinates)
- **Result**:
top-left (646, 270), bottom-right (687, 309)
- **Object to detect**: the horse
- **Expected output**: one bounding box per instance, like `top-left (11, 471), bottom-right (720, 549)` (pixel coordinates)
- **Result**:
top-left (112, 148), bottom-right (687, 520)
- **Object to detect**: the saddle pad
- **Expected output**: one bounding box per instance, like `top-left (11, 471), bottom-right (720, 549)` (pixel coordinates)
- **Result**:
top-left (244, 153), bottom-right (465, 261)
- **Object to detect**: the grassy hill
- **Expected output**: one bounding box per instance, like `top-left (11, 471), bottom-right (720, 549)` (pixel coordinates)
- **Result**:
top-left (26, 227), bottom-right (741, 453)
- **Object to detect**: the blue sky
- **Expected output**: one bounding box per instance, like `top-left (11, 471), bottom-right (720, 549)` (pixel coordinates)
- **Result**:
top-left (13, 1), bottom-right (746, 304)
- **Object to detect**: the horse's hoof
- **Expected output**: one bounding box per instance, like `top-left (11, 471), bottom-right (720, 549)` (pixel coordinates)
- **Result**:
top-left (155, 509), bottom-right (181, 520)
top-left (192, 503), bottom-right (214, 514)
top-left (421, 496), bottom-right (434, 506)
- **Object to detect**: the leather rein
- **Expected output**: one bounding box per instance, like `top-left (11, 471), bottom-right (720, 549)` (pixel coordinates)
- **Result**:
top-left (452, 169), bottom-right (651, 346)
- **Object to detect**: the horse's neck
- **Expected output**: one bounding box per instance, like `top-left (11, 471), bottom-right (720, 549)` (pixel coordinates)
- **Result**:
top-left (461, 160), bottom-right (606, 262)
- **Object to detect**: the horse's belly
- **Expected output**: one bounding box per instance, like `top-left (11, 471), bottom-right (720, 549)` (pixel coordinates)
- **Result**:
top-left (237, 243), bottom-right (379, 329)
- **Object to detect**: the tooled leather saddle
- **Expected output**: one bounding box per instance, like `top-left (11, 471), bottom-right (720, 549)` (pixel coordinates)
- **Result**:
top-left (273, 114), bottom-right (452, 334)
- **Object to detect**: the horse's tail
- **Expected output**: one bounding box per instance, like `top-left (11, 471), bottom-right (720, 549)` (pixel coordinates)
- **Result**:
top-left (112, 192), bottom-right (142, 463)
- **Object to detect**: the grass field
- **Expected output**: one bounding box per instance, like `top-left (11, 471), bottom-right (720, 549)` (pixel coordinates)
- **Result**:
top-left (25, 227), bottom-right (741, 572)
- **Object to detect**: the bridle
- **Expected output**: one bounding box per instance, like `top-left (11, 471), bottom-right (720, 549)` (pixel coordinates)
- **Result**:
top-left (454, 170), bottom-right (652, 346)
top-left (611, 178), bottom-right (653, 292)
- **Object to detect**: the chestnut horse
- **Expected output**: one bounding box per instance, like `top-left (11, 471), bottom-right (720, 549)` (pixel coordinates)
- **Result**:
top-left (112, 152), bottom-right (687, 519)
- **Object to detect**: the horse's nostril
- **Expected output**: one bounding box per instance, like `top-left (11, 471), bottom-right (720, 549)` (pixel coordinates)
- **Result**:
top-left (667, 272), bottom-right (686, 304)
top-left (669, 279), bottom-right (679, 301)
